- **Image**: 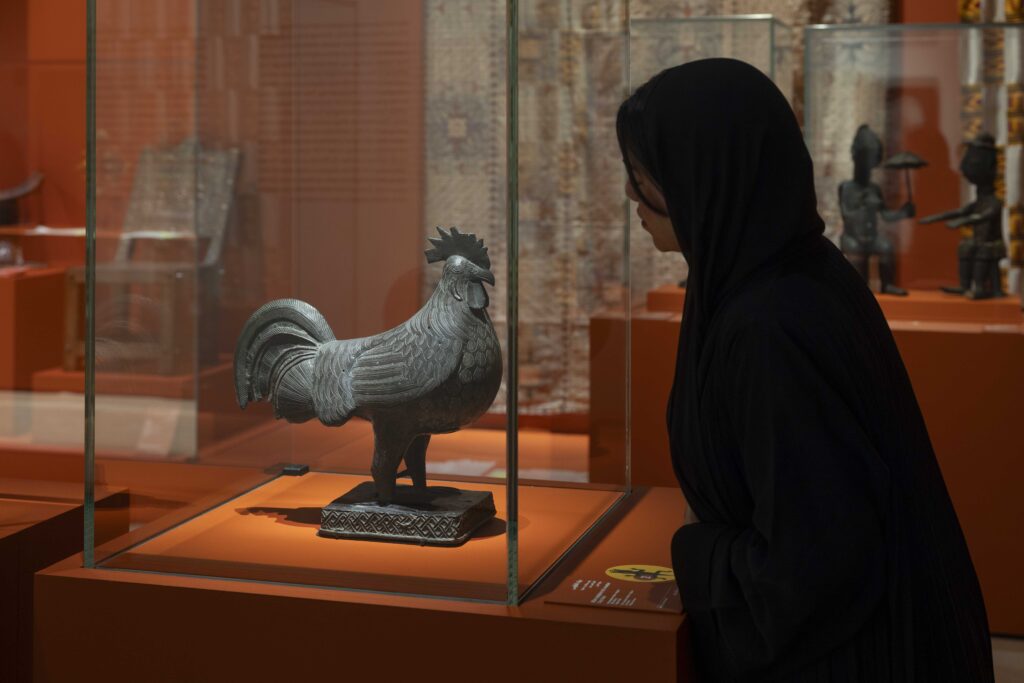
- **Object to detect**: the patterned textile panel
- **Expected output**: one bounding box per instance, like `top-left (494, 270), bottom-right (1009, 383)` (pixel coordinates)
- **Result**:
top-left (423, 0), bottom-right (511, 410)
top-left (424, 0), bottom-right (891, 415)
top-left (425, 0), bottom-right (628, 415)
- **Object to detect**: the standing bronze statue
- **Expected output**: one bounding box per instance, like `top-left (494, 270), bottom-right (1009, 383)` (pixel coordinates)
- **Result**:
top-left (838, 125), bottom-right (919, 296)
top-left (234, 227), bottom-right (502, 546)
top-left (920, 133), bottom-right (1005, 300)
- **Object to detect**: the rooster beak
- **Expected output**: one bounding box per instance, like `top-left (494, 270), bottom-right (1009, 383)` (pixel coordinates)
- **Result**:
top-left (480, 270), bottom-right (495, 286)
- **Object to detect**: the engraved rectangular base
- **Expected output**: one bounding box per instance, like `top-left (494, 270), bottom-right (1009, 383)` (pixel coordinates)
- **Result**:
top-left (318, 482), bottom-right (497, 547)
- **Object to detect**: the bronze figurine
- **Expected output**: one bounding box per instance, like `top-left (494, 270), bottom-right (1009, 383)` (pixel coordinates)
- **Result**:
top-left (838, 125), bottom-right (919, 296)
top-left (920, 133), bottom-right (1006, 300)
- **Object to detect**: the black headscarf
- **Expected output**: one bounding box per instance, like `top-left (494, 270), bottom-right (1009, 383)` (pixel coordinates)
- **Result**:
top-left (617, 59), bottom-right (824, 485)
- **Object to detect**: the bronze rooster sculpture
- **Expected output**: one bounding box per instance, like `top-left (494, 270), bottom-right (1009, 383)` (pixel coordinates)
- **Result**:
top-left (234, 227), bottom-right (502, 506)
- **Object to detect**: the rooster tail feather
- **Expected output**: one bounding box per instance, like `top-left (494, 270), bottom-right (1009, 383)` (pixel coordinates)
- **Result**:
top-left (234, 299), bottom-right (336, 423)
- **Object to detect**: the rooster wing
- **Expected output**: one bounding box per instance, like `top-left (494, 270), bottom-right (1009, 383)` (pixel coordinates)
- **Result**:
top-left (312, 311), bottom-right (464, 424)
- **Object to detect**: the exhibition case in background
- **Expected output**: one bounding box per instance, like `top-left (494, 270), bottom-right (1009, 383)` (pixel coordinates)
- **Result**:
top-left (80, 0), bottom-right (633, 605)
top-left (804, 23), bottom-right (1024, 305)
top-left (800, 22), bottom-right (1024, 635)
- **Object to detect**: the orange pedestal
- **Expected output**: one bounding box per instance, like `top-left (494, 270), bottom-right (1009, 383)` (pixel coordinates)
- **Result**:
top-left (0, 266), bottom-right (64, 390)
top-left (591, 289), bottom-right (1024, 635)
top-left (590, 307), bottom-right (680, 488)
top-left (644, 283), bottom-right (1024, 326)
top-left (0, 226), bottom-right (90, 268)
top-left (0, 479), bottom-right (127, 683)
top-left (31, 358), bottom-right (235, 400)
top-left (30, 360), bottom-right (276, 449)
top-left (878, 290), bottom-right (1023, 325)
top-left (888, 322), bottom-right (1024, 635)
top-left (34, 487), bottom-right (691, 682)
top-left (646, 283), bottom-right (686, 313)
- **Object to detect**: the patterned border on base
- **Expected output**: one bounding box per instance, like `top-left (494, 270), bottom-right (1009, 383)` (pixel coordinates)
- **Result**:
top-left (318, 483), bottom-right (497, 547)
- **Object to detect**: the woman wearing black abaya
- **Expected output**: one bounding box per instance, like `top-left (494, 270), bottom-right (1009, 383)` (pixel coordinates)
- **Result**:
top-left (618, 59), bottom-right (993, 682)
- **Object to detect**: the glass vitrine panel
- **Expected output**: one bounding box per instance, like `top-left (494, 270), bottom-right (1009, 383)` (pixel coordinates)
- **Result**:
top-left (85, 0), bottom-right (632, 605)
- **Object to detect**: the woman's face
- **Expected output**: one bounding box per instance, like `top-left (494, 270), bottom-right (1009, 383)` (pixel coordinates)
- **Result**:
top-left (624, 165), bottom-right (680, 253)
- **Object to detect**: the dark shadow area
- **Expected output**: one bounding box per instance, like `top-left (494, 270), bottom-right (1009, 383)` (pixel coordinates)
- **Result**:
top-left (238, 506), bottom-right (322, 527)
top-left (466, 517), bottom-right (506, 540)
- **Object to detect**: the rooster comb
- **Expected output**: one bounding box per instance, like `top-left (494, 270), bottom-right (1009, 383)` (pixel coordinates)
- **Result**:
top-left (424, 226), bottom-right (491, 270)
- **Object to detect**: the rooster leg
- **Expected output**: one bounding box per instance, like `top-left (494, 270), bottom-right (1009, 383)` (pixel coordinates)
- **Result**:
top-left (370, 421), bottom-right (413, 506)
top-left (403, 434), bottom-right (431, 489)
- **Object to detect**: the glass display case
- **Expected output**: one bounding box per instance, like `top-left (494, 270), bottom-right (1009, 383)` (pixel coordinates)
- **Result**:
top-left (628, 14), bottom-right (795, 300)
top-left (83, 0), bottom-right (631, 605)
top-left (804, 24), bottom-right (1024, 635)
top-left (805, 23), bottom-right (1024, 305)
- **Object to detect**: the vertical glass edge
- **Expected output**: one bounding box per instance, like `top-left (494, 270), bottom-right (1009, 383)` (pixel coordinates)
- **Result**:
top-left (191, 0), bottom-right (201, 459)
top-left (505, 0), bottom-right (520, 607)
top-left (623, 0), bottom-right (632, 496)
top-left (83, 0), bottom-right (97, 568)
top-left (802, 26), bottom-right (813, 144)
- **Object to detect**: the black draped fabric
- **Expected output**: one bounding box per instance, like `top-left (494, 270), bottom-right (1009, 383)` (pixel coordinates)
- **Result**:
top-left (617, 59), bottom-right (993, 682)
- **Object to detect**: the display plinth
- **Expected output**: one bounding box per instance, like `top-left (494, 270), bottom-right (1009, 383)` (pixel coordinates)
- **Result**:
top-left (35, 487), bottom-right (692, 682)
top-left (876, 290), bottom-right (1023, 325)
top-left (0, 226), bottom-right (90, 268)
top-left (99, 472), bottom-right (621, 602)
top-left (646, 283), bottom-right (686, 313)
top-left (31, 359), bottom-right (235, 400)
top-left (319, 482), bottom-right (496, 546)
top-left (1, 480), bottom-right (128, 683)
top-left (0, 266), bottom-right (64, 390)
top-left (644, 283), bottom-right (1024, 326)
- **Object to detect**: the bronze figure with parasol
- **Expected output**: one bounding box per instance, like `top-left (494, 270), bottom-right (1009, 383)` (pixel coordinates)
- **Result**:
top-left (838, 125), bottom-right (926, 296)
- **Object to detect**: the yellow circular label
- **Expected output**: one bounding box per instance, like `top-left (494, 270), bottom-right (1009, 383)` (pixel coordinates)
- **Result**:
top-left (605, 565), bottom-right (675, 583)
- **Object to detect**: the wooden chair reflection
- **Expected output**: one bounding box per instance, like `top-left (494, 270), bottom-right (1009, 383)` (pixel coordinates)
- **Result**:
top-left (64, 140), bottom-right (240, 375)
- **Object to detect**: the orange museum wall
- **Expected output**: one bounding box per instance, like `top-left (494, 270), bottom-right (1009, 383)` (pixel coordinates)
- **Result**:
top-left (0, 0), bottom-right (86, 228)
